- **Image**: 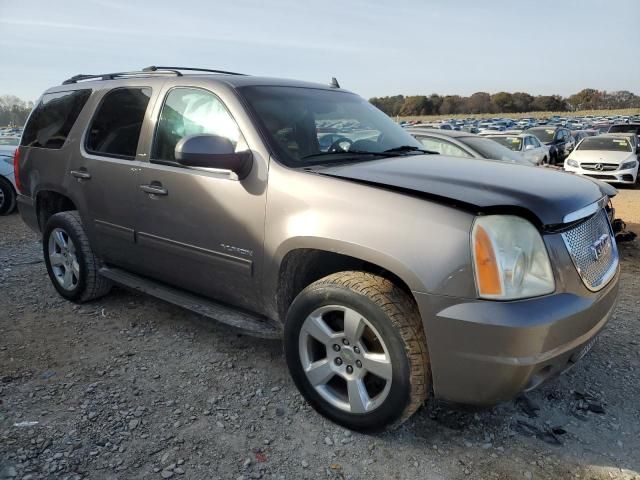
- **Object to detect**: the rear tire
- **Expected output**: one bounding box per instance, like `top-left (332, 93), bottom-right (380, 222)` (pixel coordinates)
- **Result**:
top-left (284, 271), bottom-right (430, 432)
top-left (43, 211), bottom-right (112, 302)
top-left (0, 177), bottom-right (16, 215)
top-left (541, 156), bottom-right (548, 165)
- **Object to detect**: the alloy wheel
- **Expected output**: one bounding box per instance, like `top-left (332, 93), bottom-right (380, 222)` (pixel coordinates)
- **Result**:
top-left (48, 227), bottom-right (80, 291)
top-left (298, 305), bottom-right (392, 414)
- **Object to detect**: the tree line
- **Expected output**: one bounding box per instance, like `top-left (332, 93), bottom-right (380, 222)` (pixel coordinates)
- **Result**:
top-left (0, 95), bottom-right (34, 126)
top-left (370, 89), bottom-right (640, 117)
top-left (3, 88), bottom-right (639, 127)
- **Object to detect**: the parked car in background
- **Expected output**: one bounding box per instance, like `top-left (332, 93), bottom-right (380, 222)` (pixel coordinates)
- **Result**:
top-left (0, 135), bottom-right (20, 215)
top-left (486, 133), bottom-right (549, 165)
top-left (527, 126), bottom-right (575, 164)
top-left (564, 133), bottom-right (639, 184)
top-left (608, 123), bottom-right (640, 144)
top-left (572, 129), bottom-right (599, 144)
top-left (406, 128), bottom-right (532, 165)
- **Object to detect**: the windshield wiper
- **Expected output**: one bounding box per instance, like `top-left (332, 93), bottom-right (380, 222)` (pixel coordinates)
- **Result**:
top-left (382, 145), bottom-right (438, 154)
top-left (301, 150), bottom-right (392, 161)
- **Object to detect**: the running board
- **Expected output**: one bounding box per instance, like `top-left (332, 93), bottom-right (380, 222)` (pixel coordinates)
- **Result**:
top-left (99, 266), bottom-right (282, 339)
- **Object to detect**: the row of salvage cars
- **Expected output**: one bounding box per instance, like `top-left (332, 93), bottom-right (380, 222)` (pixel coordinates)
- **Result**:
top-left (405, 124), bottom-right (639, 185)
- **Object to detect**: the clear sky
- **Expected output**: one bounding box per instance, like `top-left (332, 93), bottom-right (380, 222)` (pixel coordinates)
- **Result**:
top-left (1, 0), bottom-right (638, 102)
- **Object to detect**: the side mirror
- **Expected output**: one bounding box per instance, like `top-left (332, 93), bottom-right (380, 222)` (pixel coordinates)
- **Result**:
top-left (524, 144), bottom-right (535, 151)
top-left (175, 134), bottom-right (253, 179)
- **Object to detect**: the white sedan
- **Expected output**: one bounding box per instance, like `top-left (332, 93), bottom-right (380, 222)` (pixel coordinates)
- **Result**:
top-left (564, 134), bottom-right (639, 184)
top-left (486, 133), bottom-right (550, 165)
top-left (0, 136), bottom-right (20, 215)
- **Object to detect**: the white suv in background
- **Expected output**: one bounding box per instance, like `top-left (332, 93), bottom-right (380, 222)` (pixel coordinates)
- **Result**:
top-left (564, 133), bottom-right (639, 184)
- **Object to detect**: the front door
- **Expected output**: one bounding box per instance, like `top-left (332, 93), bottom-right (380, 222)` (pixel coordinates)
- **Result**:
top-left (133, 86), bottom-right (267, 311)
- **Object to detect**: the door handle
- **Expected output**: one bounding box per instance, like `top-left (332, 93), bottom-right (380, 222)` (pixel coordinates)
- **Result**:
top-left (70, 169), bottom-right (91, 180)
top-left (140, 184), bottom-right (168, 196)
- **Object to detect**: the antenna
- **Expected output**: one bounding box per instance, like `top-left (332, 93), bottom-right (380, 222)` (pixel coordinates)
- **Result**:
top-left (330, 77), bottom-right (340, 88)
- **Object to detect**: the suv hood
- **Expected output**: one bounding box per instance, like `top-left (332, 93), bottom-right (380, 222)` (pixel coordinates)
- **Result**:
top-left (317, 155), bottom-right (607, 227)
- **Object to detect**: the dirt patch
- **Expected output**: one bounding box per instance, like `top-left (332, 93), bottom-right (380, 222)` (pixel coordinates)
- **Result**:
top-left (1, 205), bottom-right (639, 479)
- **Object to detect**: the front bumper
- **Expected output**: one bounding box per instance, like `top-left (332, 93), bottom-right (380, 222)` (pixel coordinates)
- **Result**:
top-left (413, 267), bottom-right (619, 406)
top-left (564, 164), bottom-right (639, 184)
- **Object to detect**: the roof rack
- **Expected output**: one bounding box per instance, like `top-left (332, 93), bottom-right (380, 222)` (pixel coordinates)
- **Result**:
top-left (62, 68), bottom-right (182, 85)
top-left (142, 65), bottom-right (247, 76)
top-left (61, 65), bottom-right (248, 85)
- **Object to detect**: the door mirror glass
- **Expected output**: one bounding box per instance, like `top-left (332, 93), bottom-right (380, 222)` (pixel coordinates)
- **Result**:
top-left (175, 134), bottom-right (252, 178)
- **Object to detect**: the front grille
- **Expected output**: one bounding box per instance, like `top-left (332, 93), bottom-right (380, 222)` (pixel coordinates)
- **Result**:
top-left (561, 209), bottom-right (618, 291)
top-left (584, 174), bottom-right (618, 180)
top-left (581, 163), bottom-right (619, 171)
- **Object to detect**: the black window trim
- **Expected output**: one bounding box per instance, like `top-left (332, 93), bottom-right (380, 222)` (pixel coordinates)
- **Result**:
top-left (83, 86), bottom-right (153, 161)
top-left (21, 88), bottom-right (93, 151)
top-left (149, 85), bottom-right (245, 168)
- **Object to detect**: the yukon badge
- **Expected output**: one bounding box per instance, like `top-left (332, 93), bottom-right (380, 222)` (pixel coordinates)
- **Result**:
top-left (589, 234), bottom-right (610, 261)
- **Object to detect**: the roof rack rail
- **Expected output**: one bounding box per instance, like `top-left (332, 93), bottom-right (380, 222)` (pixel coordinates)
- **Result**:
top-left (142, 65), bottom-right (247, 76)
top-left (62, 68), bottom-right (182, 85)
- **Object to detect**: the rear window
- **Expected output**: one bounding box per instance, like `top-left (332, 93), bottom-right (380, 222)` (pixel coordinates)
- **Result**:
top-left (490, 136), bottom-right (522, 151)
top-left (528, 128), bottom-right (556, 143)
top-left (458, 136), bottom-right (529, 164)
top-left (86, 87), bottom-right (151, 159)
top-left (21, 89), bottom-right (91, 149)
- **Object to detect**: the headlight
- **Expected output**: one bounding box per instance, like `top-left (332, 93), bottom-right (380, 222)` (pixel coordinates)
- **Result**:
top-left (566, 158), bottom-right (579, 168)
top-left (620, 160), bottom-right (637, 170)
top-left (471, 215), bottom-right (555, 300)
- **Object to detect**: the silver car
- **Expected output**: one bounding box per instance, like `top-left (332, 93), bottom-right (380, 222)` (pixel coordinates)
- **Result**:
top-left (486, 133), bottom-right (550, 165)
top-left (0, 135), bottom-right (20, 215)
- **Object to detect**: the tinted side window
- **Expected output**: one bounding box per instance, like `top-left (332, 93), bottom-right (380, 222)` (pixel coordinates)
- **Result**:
top-left (21, 90), bottom-right (91, 149)
top-left (152, 87), bottom-right (243, 162)
top-left (86, 88), bottom-right (151, 159)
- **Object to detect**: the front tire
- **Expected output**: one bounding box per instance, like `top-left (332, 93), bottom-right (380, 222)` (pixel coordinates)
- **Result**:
top-left (284, 271), bottom-right (430, 432)
top-left (43, 211), bottom-right (112, 302)
top-left (0, 177), bottom-right (16, 215)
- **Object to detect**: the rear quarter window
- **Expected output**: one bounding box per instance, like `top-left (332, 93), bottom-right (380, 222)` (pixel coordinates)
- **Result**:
top-left (21, 89), bottom-right (91, 149)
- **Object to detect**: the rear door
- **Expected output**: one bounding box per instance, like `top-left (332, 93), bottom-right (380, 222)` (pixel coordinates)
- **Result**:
top-left (67, 85), bottom-right (155, 269)
top-left (133, 85), bottom-right (268, 311)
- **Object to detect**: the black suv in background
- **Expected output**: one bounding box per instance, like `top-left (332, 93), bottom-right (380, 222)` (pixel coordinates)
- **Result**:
top-left (527, 126), bottom-right (575, 164)
top-left (608, 123), bottom-right (640, 144)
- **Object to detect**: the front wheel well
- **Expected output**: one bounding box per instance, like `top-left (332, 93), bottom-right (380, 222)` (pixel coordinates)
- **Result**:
top-left (36, 191), bottom-right (77, 231)
top-left (276, 248), bottom-right (414, 322)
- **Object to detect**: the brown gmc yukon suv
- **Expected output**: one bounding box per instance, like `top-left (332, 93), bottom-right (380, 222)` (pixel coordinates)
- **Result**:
top-left (14, 67), bottom-right (619, 431)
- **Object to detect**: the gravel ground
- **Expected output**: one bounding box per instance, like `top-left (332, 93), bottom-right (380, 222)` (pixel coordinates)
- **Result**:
top-left (1, 189), bottom-right (639, 480)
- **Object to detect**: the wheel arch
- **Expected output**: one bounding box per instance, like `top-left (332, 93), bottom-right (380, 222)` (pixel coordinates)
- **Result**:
top-left (272, 240), bottom-right (423, 323)
top-left (35, 188), bottom-right (78, 231)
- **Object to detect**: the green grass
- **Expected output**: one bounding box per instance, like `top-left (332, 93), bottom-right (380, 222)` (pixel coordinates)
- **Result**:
top-left (398, 108), bottom-right (640, 123)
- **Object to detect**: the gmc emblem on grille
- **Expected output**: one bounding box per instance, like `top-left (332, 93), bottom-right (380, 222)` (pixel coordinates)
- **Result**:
top-left (589, 234), bottom-right (610, 261)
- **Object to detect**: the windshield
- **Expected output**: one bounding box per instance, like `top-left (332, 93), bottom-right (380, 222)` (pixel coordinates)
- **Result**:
top-left (577, 137), bottom-right (632, 152)
top-left (239, 86), bottom-right (422, 166)
top-left (0, 137), bottom-right (20, 146)
top-left (489, 136), bottom-right (522, 151)
top-left (529, 128), bottom-right (556, 143)
top-left (459, 136), bottom-right (529, 164)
